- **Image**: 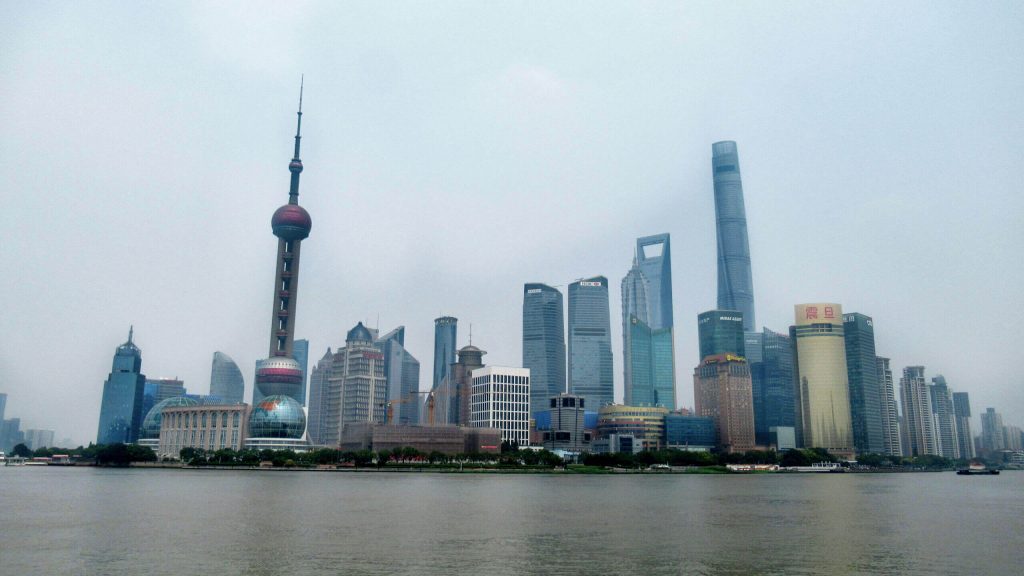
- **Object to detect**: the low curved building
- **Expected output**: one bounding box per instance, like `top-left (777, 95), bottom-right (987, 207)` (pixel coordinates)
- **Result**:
top-left (158, 404), bottom-right (251, 460)
top-left (138, 396), bottom-right (199, 451)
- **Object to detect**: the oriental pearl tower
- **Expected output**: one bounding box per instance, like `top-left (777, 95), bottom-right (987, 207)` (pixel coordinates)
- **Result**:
top-left (253, 82), bottom-right (313, 404)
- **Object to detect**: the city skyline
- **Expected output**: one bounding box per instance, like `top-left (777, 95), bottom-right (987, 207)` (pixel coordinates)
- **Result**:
top-left (2, 4), bottom-right (1022, 444)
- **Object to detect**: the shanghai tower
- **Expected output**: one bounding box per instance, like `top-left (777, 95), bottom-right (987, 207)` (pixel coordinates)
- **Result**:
top-left (253, 84), bottom-right (313, 403)
top-left (712, 141), bottom-right (755, 332)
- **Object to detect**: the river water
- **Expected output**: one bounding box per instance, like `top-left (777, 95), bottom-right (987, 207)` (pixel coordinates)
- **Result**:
top-left (1, 468), bottom-right (1020, 575)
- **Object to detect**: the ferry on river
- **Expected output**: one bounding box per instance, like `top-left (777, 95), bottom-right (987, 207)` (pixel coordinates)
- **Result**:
top-left (957, 462), bottom-right (999, 475)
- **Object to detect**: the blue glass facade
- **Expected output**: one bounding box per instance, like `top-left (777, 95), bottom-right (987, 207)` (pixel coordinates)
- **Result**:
top-left (712, 141), bottom-right (756, 332)
top-left (665, 414), bottom-right (717, 448)
top-left (568, 277), bottom-right (613, 409)
top-left (523, 283), bottom-right (567, 415)
top-left (209, 351), bottom-right (244, 404)
top-left (636, 234), bottom-right (673, 330)
top-left (376, 326), bottom-right (421, 425)
top-left (697, 310), bottom-right (746, 360)
top-left (432, 317), bottom-right (457, 391)
top-left (293, 339), bottom-right (309, 406)
top-left (843, 313), bottom-right (885, 454)
top-left (623, 234), bottom-right (676, 409)
top-left (752, 328), bottom-right (795, 447)
top-left (96, 329), bottom-right (146, 445)
top-left (626, 318), bottom-right (675, 408)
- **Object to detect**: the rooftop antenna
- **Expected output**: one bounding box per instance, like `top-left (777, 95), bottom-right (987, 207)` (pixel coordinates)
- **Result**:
top-left (469, 323), bottom-right (473, 345)
top-left (128, 325), bottom-right (134, 344)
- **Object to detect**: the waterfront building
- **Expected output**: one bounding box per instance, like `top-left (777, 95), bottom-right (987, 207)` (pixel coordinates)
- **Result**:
top-left (375, 327), bottom-right (421, 426)
top-left (432, 316), bottom-right (458, 390)
top-left (306, 348), bottom-right (333, 445)
top-left (142, 378), bottom-right (187, 422)
top-left (665, 413), bottom-right (716, 450)
top-left (635, 234), bottom-right (674, 331)
top-left (209, 352), bottom-right (244, 404)
top-left (900, 366), bottom-right (937, 456)
top-left (623, 235), bottom-right (676, 409)
top-left (0, 393), bottom-right (5, 422)
top-left (329, 323), bottom-right (388, 442)
top-left (23, 429), bottom-right (54, 451)
top-left (596, 404), bottom-right (668, 451)
top-left (431, 345), bottom-right (486, 426)
top-left (980, 408), bottom-right (1005, 453)
top-left (339, 422), bottom-right (501, 455)
top-left (568, 276), bottom-right (614, 409)
top-left (1005, 425), bottom-right (1023, 451)
top-left (698, 310), bottom-right (746, 360)
top-left (693, 354), bottom-right (756, 453)
top-left (929, 376), bottom-right (960, 459)
top-left (751, 328), bottom-right (795, 447)
top-left (253, 87), bottom-right (313, 407)
top-left (97, 327), bottom-right (147, 445)
top-left (293, 338), bottom-right (309, 406)
top-left (876, 357), bottom-right (903, 456)
top-left (0, 417), bottom-right (24, 453)
top-left (769, 426), bottom-right (797, 451)
top-left (952, 392), bottom-right (975, 460)
top-left (138, 396), bottom-right (200, 451)
top-left (591, 433), bottom-right (640, 454)
top-left (843, 313), bottom-right (885, 454)
top-left (522, 283), bottom-right (567, 416)
top-left (712, 141), bottom-right (755, 332)
top-left (541, 393), bottom-right (590, 452)
top-left (159, 403), bottom-right (251, 459)
top-left (244, 395), bottom-right (308, 451)
top-left (624, 317), bottom-right (675, 408)
top-left (469, 366), bottom-right (530, 447)
top-left (791, 303), bottom-right (854, 457)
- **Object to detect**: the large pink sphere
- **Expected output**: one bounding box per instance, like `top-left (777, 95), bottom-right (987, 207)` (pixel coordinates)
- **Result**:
top-left (271, 204), bottom-right (312, 240)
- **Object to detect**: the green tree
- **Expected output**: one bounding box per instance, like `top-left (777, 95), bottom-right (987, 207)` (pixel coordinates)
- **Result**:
top-left (353, 449), bottom-right (374, 467)
top-left (780, 448), bottom-right (812, 467)
top-left (11, 443), bottom-right (33, 458)
top-left (126, 444), bottom-right (157, 462)
top-left (97, 443), bottom-right (133, 466)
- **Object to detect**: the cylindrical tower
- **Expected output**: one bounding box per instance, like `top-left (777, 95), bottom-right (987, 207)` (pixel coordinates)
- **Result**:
top-left (255, 84), bottom-right (312, 404)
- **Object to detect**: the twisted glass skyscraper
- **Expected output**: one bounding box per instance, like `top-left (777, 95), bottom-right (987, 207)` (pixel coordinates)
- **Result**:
top-left (523, 283), bottom-right (566, 415)
top-left (712, 141), bottom-right (755, 332)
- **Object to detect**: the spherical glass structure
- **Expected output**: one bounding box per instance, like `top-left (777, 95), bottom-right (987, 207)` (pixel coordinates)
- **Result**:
top-left (140, 396), bottom-right (199, 439)
top-left (254, 356), bottom-right (304, 398)
top-left (249, 395), bottom-right (306, 439)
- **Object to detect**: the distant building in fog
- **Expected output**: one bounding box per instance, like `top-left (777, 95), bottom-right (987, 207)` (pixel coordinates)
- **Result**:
top-left (209, 352), bottom-right (244, 404)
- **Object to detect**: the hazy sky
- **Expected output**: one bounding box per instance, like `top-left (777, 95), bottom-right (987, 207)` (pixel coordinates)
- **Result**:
top-left (2, 2), bottom-right (1022, 446)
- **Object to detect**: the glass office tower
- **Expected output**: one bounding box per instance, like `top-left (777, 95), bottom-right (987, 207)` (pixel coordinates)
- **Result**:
top-left (96, 327), bottom-right (147, 444)
top-left (568, 276), bottom-right (614, 409)
top-left (623, 234), bottom-right (676, 409)
top-left (432, 317), bottom-right (458, 391)
top-left (522, 283), bottom-right (567, 416)
top-left (843, 313), bottom-right (885, 454)
top-left (712, 141), bottom-right (755, 332)
top-left (697, 310), bottom-right (746, 360)
top-left (209, 351), bottom-right (245, 404)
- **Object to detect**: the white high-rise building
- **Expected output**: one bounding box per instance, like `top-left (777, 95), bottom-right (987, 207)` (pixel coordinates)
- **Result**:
top-left (470, 366), bottom-right (530, 447)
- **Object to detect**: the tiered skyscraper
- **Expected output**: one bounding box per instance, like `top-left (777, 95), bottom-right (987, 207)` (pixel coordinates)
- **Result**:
top-left (712, 141), bottom-right (755, 332)
top-left (568, 276), bottom-right (613, 409)
top-left (96, 327), bottom-right (146, 444)
top-left (253, 86), bottom-right (313, 406)
top-left (622, 234), bottom-right (676, 409)
top-left (522, 283), bottom-right (566, 416)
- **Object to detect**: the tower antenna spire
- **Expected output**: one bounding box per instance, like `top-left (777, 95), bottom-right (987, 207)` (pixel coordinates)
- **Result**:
top-left (287, 75), bottom-right (305, 204)
top-left (128, 325), bottom-right (134, 344)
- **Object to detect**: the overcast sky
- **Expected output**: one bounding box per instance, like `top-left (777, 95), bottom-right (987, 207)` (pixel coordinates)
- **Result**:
top-left (2, 2), bottom-right (1022, 446)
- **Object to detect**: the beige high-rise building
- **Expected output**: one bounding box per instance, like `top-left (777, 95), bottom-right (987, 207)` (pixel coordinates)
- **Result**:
top-left (791, 303), bottom-right (854, 457)
top-left (693, 354), bottom-right (756, 453)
